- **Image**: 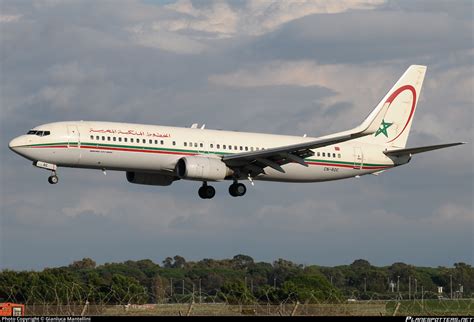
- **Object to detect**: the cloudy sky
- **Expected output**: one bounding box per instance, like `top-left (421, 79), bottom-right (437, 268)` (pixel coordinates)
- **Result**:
top-left (0, 0), bottom-right (472, 270)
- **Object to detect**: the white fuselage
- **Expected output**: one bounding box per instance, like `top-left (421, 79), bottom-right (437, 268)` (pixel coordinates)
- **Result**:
top-left (9, 121), bottom-right (398, 183)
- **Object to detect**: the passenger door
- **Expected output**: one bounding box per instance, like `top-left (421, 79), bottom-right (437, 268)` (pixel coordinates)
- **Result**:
top-left (353, 147), bottom-right (363, 170)
top-left (67, 125), bottom-right (81, 164)
top-left (67, 125), bottom-right (80, 148)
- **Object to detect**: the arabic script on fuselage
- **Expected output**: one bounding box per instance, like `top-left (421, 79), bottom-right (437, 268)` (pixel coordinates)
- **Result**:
top-left (89, 128), bottom-right (171, 138)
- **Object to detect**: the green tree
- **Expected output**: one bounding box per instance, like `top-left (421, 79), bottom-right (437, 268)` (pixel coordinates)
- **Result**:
top-left (69, 258), bottom-right (96, 270)
top-left (220, 281), bottom-right (256, 304)
top-left (232, 254), bottom-right (254, 270)
top-left (110, 274), bottom-right (147, 304)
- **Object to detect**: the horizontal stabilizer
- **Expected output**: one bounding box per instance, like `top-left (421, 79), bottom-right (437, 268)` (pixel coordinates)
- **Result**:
top-left (384, 142), bottom-right (466, 157)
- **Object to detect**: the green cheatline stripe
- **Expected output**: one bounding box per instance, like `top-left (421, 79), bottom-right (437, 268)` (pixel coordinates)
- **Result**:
top-left (305, 158), bottom-right (387, 167)
top-left (27, 142), bottom-right (391, 167)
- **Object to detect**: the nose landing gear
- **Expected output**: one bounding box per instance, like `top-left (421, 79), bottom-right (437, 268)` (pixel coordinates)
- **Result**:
top-left (33, 161), bottom-right (59, 184)
top-left (48, 172), bottom-right (59, 184)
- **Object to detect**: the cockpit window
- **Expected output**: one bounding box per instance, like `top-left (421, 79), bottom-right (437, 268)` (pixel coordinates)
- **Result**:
top-left (26, 130), bottom-right (51, 137)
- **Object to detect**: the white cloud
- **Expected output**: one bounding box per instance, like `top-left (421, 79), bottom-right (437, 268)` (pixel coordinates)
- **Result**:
top-left (0, 14), bottom-right (22, 23)
top-left (242, 0), bottom-right (384, 35)
top-left (165, 0), bottom-right (239, 36)
top-left (127, 25), bottom-right (208, 54)
top-left (425, 203), bottom-right (474, 227)
top-left (125, 0), bottom-right (384, 52)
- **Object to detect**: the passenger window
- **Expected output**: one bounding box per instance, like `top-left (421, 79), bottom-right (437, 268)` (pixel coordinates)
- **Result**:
top-left (223, 145), bottom-right (226, 149)
top-left (194, 143), bottom-right (198, 147)
top-left (240, 146), bottom-right (243, 151)
top-left (256, 147), bottom-right (259, 151)
top-left (251, 147), bottom-right (254, 151)
top-left (173, 141), bottom-right (176, 146)
top-left (124, 138), bottom-right (127, 143)
top-left (160, 140), bottom-right (164, 145)
top-left (322, 152), bottom-right (325, 157)
top-left (119, 137), bottom-right (122, 142)
top-left (131, 138), bottom-right (134, 143)
top-left (217, 144), bottom-right (220, 149)
top-left (143, 139), bottom-right (146, 144)
top-left (184, 142), bottom-right (187, 147)
top-left (338, 153), bottom-right (341, 158)
top-left (333, 153), bottom-right (336, 158)
top-left (210, 144), bottom-right (213, 148)
top-left (90, 135), bottom-right (94, 140)
top-left (317, 152), bottom-right (320, 157)
top-left (96, 136), bottom-right (99, 140)
top-left (149, 139), bottom-right (152, 144)
top-left (113, 137), bottom-right (116, 142)
top-left (102, 136), bottom-right (105, 141)
top-left (234, 146), bottom-right (237, 150)
top-left (228, 145), bottom-right (232, 150)
top-left (154, 140), bottom-right (158, 144)
top-left (245, 147), bottom-right (248, 151)
top-left (200, 143), bottom-right (203, 148)
top-left (107, 137), bottom-right (111, 141)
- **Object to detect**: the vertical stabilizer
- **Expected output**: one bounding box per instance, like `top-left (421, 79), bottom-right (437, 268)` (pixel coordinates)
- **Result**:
top-left (361, 65), bottom-right (426, 148)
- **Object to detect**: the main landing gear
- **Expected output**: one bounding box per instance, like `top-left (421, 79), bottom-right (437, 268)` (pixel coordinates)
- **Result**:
top-left (48, 172), bottom-right (59, 184)
top-left (229, 182), bottom-right (246, 197)
top-left (197, 181), bottom-right (247, 199)
top-left (198, 182), bottom-right (216, 199)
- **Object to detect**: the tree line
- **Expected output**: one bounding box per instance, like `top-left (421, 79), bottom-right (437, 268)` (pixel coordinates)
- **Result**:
top-left (1, 255), bottom-right (472, 305)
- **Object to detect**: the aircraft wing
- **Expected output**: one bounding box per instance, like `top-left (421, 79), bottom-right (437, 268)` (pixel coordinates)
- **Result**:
top-left (222, 98), bottom-right (391, 175)
top-left (383, 142), bottom-right (466, 157)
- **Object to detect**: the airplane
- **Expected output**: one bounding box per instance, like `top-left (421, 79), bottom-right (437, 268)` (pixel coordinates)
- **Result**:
top-left (9, 65), bottom-right (465, 199)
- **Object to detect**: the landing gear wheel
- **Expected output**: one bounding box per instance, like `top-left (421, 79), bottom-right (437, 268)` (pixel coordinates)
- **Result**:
top-left (48, 175), bottom-right (59, 184)
top-left (229, 183), bottom-right (246, 197)
top-left (198, 184), bottom-right (216, 199)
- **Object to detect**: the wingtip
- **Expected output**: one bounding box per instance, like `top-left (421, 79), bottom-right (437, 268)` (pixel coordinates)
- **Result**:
top-left (410, 64), bottom-right (427, 69)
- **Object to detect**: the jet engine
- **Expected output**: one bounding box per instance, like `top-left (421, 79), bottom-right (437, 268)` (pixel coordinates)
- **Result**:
top-left (175, 156), bottom-right (233, 181)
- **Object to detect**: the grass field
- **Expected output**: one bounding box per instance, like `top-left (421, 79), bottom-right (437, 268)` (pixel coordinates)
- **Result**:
top-left (386, 299), bottom-right (473, 316)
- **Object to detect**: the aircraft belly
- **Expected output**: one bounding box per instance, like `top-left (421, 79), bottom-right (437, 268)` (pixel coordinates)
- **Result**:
top-left (255, 163), bottom-right (356, 182)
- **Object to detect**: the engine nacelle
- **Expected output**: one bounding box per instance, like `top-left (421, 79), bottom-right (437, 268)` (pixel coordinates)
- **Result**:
top-left (175, 156), bottom-right (233, 181)
top-left (126, 171), bottom-right (176, 186)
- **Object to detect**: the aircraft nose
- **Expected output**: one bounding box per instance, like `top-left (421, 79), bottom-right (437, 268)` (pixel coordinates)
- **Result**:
top-left (9, 137), bottom-right (23, 151)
